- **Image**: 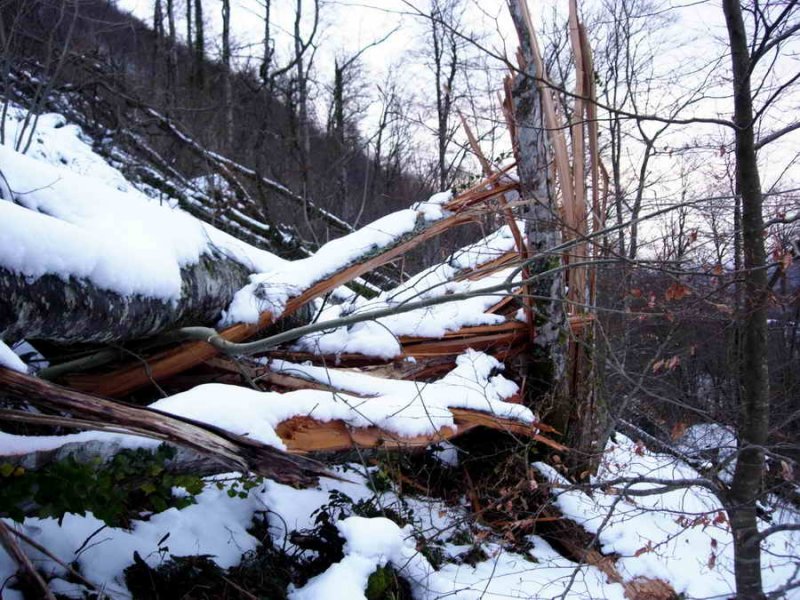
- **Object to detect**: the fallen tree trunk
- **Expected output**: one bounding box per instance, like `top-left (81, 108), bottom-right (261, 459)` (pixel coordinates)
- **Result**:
top-left (0, 367), bottom-right (326, 486)
top-left (0, 247), bottom-right (252, 346)
top-left (63, 206), bottom-right (488, 397)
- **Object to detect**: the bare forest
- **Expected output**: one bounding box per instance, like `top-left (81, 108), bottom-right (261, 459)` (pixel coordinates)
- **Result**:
top-left (0, 0), bottom-right (799, 599)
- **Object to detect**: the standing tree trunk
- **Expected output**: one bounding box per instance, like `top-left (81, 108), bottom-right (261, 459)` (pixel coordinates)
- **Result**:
top-left (722, 2), bottom-right (770, 599)
top-left (193, 0), bottom-right (205, 88)
top-left (185, 0), bottom-right (193, 59)
top-left (221, 0), bottom-right (234, 152)
top-left (165, 0), bottom-right (177, 110)
top-left (430, 1), bottom-right (458, 191)
top-left (152, 0), bottom-right (163, 90)
top-left (261, 0), bottom-right (272, 83)
top-left (333, 59), bottom-right (348, 207)
top-left (293, 0), bottom-right (312, 230)
top-left (506, 1), bottom-right (567, 416)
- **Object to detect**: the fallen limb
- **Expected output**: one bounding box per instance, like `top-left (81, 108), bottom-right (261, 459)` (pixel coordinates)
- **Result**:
top-left (0, 368), bottom-right (325, 486)
top-left (275, 411), bottom-right (565, 454)
top-left (0, 520), bottom-right (57, 600)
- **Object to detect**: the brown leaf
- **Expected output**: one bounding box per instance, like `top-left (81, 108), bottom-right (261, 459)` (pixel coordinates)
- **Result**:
top-left (665, 283), bottom-right (690, 302)
top-left (671, 421), bottom-right (688, 441)
top-left (634, 440), bottom-right (646, 456)
top-left (634, 541), bottom-right (653, 557)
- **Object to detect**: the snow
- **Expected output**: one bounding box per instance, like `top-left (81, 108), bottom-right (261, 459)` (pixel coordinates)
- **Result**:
top-left (434, 536), bottom-right (627, 600)
top-left (291, 225), bottom-right (522, 359)
top-left (289, 492), bottom-right (628, 600)
top-left (220, 206), bottom-right (433, 325)
top-left (0, 474), bottom-right (263, 599)
top-left (534, 433), bottom-right (800, 598)
top-left (150, 350), bottom-right (530, 445)
top-left (411, 189), bottom-right (453, 221)
top-left (0, 430), bottom-right (156, 457)
top-left (0, 104), bottom-right (284, 304)
top-left (290, 516), bottom-right (429, 600)
top-left (3, 441), bottom-right (797, 599)
top-left (675, 422), bottom-right (738, 480)
top-left (0, 340), bottom-right (27, 373)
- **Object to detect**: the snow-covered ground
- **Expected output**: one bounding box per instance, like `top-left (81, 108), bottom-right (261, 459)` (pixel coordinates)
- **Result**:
top-left (4, 430), bottom-right (797, 599)
top-left (536, 433), bottom-right (800, 599)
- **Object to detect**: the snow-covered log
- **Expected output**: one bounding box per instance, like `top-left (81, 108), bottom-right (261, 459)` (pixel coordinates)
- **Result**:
top-left (0, 251), bottom-right (251, 345)
top-left (0, 367), bottom-right (326, 486)
top-left (0, 136), bottom-right (291, 346)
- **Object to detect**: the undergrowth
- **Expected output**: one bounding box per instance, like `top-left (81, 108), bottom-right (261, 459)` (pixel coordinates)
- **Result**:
top-left (0, 444), bottom-right (203, 527)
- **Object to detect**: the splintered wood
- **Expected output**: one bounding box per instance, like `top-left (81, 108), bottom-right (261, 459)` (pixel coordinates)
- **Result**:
top-left (39, 9), bottom-right (604, 459)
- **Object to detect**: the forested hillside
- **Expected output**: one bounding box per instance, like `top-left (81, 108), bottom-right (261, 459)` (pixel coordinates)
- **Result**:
top-left (1, 1), bottom-right (799, 599)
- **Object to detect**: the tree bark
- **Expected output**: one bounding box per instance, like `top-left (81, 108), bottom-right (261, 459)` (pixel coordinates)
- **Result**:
top-left (0, 367), bottom-right (325, 486)
top-left (221, 0), bottom-right (234, 152)
top-left (193, 0), bottom-right (204, 87)
top-left (507, 1), bottom-right (568, 414)
top-left (722, 2), bottom-right (770, 599)
top-left (165, 0), bottom-right (177, 110)
top-left (0, 246), bottom-right (251, 345)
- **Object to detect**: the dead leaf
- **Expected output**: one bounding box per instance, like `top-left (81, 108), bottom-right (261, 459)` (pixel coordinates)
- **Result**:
top-left (634, 440), bottom-right (646, 456)
top-left (634, 540), bottom-right (653, 557)
top-left (665, 282), bottom-right (690, 302)
top-left (671, 422), bottom-right (688, 440)
top-left (781, 460), bottom-right (795, 481)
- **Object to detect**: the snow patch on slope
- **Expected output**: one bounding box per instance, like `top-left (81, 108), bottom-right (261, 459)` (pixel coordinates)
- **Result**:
top-left (0, 104), bottom-right (283, 302)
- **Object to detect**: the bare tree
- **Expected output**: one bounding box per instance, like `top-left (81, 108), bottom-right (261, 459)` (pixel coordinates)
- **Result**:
top-left (193, 0), bottom-right (205, 87)
top-left (221, 0), bottom-right (233, 151)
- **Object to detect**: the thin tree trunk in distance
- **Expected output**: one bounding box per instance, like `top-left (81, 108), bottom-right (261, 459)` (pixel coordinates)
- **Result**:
top-left (221, 0), bottom-right (234, 152)
top-left (165, 0), bottom-right (177, 109)
top-left (193, 0), bottom-right (204, 87)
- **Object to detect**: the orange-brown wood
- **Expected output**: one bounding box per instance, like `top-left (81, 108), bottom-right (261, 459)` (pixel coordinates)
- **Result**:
top-left (275, 410), bottom-right (564, 454)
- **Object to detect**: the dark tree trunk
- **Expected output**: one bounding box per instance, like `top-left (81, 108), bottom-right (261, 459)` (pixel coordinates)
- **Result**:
top-left (0, 247), bottom-right (251, 345)
top-left (165, 0), bottom-right (177, 110)
top-left (193, 0), bottom-right (204, 87)
top-left (333, 59), bottom-right (348, 206)
top-left (722, 2), bottom-right (770, 599)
